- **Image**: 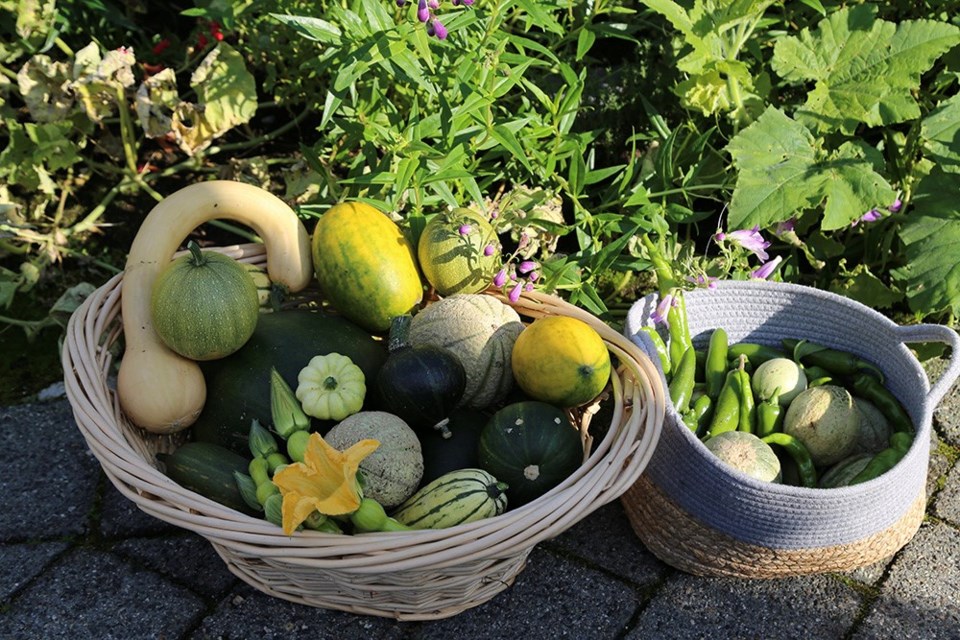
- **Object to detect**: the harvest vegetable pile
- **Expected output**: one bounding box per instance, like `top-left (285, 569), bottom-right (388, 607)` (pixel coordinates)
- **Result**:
top-left (122, 181), bottom-right (613, 536)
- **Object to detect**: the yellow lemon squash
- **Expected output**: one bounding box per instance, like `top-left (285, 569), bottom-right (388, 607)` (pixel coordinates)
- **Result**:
top-left (511, 315), bottom-right (611, 407)
top-left (311, 202), bottom-right (423, 332)
top-left (417, 208), bottom-right (500, 296)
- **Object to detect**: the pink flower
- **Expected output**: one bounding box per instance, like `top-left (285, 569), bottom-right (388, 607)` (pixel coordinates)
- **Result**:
top-left (750, 255), bottom-right (783, 280)
top-left (430, 18), bottom-right (448, 40)
top-left (517, 260), bottom-right (537, 274)
top-left (888, 198), bottom-right (903, 213)
top-left (851, 209), bottom-right (883, 227)
top-left (417, 0), bottom-right (430, 22)
top-left (458, 224), bottom-right (472, 235)
top-left (483, 245), bottom-right (495, 257)
top-left (651, 293), bottom-right (676, 326)
top-left (509, 282), bottom-right (523, 302)
top-left (717, 225), bottom-right (770, 261)
top-left (774, 218), bottom-right (796, 237)
top-left (492, 269), bottom-right (507, 288)
top-left (684, 274), bottom-right (718, 290)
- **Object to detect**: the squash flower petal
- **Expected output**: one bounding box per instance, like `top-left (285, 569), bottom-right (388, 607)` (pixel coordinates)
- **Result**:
top-left (273, 433), bottom-right (379, 535)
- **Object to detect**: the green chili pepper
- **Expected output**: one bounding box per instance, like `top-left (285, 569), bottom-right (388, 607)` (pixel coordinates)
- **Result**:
top-left (848, 432), bottom-right (912, 485)
top-left (850, 375), bottom-right (913, 433)
top-left (756, 389), bottom-right (783, 438)
top-left (808, 376), bottom-right (833, 388)
top-left (705, 327), bottom-right (729, 401)
top-left (782, 339), bottom-right (885, 381)
top-left (706, 368), bottom-right (741, 438)
top-left (736, 356), bottom-right (755, 434)
top-left (762, 433), bottom-right (818, 488)
top-left (669, 347), bottom-right (697, 413)
top-left (727, 343), bottom-right (786, 366)
top-left (801, 365), bottom-right (832, 380)
top-left (640, 326), bottom-right (671, 374)
top-left (694, 349), bottom-right (707, 383)
top-left (689, 394), bottom-right (713, 437)
top-left (667, 292), bottom-right (693, 376)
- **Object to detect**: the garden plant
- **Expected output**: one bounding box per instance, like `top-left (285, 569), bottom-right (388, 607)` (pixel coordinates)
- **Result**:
top-left (2, 0), bottom-right (959, 401)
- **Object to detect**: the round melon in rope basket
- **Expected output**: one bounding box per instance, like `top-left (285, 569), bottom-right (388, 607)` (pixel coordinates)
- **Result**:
top-left (61, 183), bottom-right (665, 620)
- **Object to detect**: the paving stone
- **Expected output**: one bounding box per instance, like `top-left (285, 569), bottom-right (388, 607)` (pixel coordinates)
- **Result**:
top-left (547, 501), bottom-right (669, 587)
top-left (0, 547), bottom-right (205, 640)
top-left (853, 521), bottom-right (960, 640)
top-left (99, 481), bottom-right (179, 538)
top-left (626, 572), bottom-right (863, 639)
top-left (0, 400), bottom-right (100, 541)
top-left (929, 429), bottom-right (954, 500)
top-left (190, 583), bottom-right (411, 640)
top-left (934, 461), bottom-right (960, 525)
top-left (842, 558), bottom-right (891, 586)
top-left (927, 356), bottom-right (960, 445)
top-left (0, 541), bottom-right (70, 603)
top-left (113, 533), bottom-right (238, 599)
top-left (416, 547), bottom-right (640, 640)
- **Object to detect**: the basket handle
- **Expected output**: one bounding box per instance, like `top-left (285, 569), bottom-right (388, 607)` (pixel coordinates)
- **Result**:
top-left (896, 323), bottom-right (960, 407)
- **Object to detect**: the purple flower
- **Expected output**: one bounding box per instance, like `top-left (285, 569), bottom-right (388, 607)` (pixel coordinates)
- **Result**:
top-left (888, 198), bottom-right (903, 213)
top-left (458, 224), bottom-right (472, 235)
top-left (750, 255), bottom-right (783, 280)
top-left (651, 293), bottom-right (676, 326)
top-left (396, 0), bottom-right (406, 5)
top-left (517, 260), bottom-right (537, 274)
top-left (684, 274), bottom-right (718, 290)
top-left (524, 282), bottom-right (534, 292)
top-left (417, 0), bottom-right (430, 22)
top-left (528, 271), bottom-right (539, 282)
top-left (483, 244), bottom-right (495, 257)
top-left (722, 225), bottom-right (770, 261)
top-left (509, 282), bottom-right (523, 302)
top-left (493, 269), bottom-right (507, 288)
top-left (431, 18), bottom-right (448, 40)
top-left (462, 0), bottom-right (474, 5)
top-left (428, 0), bottom-right (439, 7)
top-left (774, 218), bottom-right (796, 237)
top-left (852, 209), bottom-right (883, 227)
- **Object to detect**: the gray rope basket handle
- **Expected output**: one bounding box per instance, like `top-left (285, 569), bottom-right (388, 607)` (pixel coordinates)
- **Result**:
top-left (896, 323), bottom-right (960, 407)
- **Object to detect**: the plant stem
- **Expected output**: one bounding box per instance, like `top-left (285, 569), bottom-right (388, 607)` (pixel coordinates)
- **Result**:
top-left (114, 85), bottom-right (139, 174)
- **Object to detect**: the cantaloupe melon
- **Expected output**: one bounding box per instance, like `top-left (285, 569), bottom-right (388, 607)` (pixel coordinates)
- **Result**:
top-left (408, 294), bottom-right (524, 409)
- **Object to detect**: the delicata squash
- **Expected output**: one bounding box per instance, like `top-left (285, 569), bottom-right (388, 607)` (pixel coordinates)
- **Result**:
top-left (116, 181), bottom-right (312, 434)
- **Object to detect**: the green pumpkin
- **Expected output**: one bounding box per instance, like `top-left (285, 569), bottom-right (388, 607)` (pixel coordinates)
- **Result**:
top-left (150, 242), bottom-right (260, 361)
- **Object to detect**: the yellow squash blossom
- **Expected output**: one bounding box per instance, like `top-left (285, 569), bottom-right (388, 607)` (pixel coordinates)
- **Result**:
top-left (272, 432), bottom-right (379, 535)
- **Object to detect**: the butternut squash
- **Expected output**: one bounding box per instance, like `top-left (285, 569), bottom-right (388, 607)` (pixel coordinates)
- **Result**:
top-left (117, 181), bottom-right (312, 434)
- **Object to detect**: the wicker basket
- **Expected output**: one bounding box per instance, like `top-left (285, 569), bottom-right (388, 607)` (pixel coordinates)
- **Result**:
top-left (62, 243), bottom-right (665, 620)
top-left (621, 280), bottom-right (960, 578)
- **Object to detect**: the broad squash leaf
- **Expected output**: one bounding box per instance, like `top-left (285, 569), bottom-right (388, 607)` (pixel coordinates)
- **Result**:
top-left (892, 168), bottom-right (960, 317)
top-left (772, 4), bottom-right (960, 134)
top-left (818, 142), bottom-right (896, 231)
top-left (922, 92), bottom-right (960, 172)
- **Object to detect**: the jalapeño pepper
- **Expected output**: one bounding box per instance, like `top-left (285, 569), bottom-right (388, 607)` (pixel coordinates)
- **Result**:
top-left (756, 389), bottom-right (783, 437)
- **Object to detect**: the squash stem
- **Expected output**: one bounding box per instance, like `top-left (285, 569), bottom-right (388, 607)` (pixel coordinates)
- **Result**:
top-left (186, 240), bottom-right (207, 266)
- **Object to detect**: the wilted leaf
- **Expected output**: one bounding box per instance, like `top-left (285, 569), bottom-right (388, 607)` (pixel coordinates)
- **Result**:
top-left (135, 67), bottom-right (179, 138)
top-left (17, 54), bottom-right (74, 122)
top-left (48, 282), bottom-right (97, 328)
top-left (173, 43), bottom-right (257, 155)
top-left (70, 42), bottom-right (137, 122)
top-left (16, 0), bottom-right (57, 41)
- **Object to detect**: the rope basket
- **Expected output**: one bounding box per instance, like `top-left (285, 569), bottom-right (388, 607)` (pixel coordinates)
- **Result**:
top-left (62, 242), bottom-right (665, 620)
top-left (622, 280), bottom-right (960, 578)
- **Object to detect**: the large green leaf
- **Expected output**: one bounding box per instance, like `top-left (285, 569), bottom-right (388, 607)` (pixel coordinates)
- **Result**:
top-left (922, 92), bottom-right (960, 171)
top-left (818, 142), bottom-right (896, 231)
top-left (772, 4), bottom-right (960, 134)
top-left (892, 168), bottom-right (960, 316)
top-left (726, 107), bottom-right (824, 228)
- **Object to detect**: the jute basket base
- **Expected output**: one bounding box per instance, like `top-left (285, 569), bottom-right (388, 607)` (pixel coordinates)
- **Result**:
top-left (621, 475), bottom-right (926, 578)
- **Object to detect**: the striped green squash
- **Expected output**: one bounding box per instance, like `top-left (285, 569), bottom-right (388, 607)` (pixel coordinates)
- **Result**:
top-left (391, 468), bottom-right (508, 529)
top-left (478, 401), bottom-right (584, 507)
top-left (150, 242), bottom-right (260, 361)
top-left (311, 202), bottom-right (422, 332)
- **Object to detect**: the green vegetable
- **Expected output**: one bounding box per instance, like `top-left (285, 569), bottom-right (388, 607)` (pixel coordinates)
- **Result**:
top-left (233, 472), bottom-right (262, 512)
top-left (248, 456), bottom-right (271, 487)
top-left (704, 431), bottom-right (781, 483)
top-left (850, 375), bottom-right (913, 434)
top-left (761, 433), bottom-right (817, 488)
top-left (285, 429), bottom-right (310, 463)
top-left (705, 328), bottom-right (729, 400)
top-left (848, 432), bottom-right (913, 485)
top-left (639, 326), bottom-right (671, 374)
top-left (669, 347), bottom-right (697, 413)
top-left (158, 442), bottom-right (257, 515)
top-left (756, 390), bottom-right (783, 438)
top-left (296, 353), bottom-right (367, 422)
top-left (640, 234), bottom-right (678, 295)
top-left (752, 358), bottom-right (807, 405)
top-left (736, 357), bottom-right (756, 434)
top-left (667, 292), bottom-right (693, 376)
top-left (782, 339), bottom-right (885, 381)
top-left (350, 497), bottom-right (412, 533)
top-left (248, 419), bottom-right (279, 459)
top-left (706, 368), bottom-right (741, 439)
top-left (270, 367), bottom-right (310, 439)
top-left (684, 394), bottom-right (713, 436)
top-left (727, 343), bottom-right (786, 366)
top-left (392, 468), bottom-right (509, 529)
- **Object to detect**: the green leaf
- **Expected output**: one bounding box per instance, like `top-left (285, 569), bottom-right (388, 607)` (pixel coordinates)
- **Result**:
top-left (818, 143), bottom-right (896, 230)
top-left (270, 14), bottom-right (343, 44)
top-left (922, 92), bottom-right (960, 170)
top-left (892, 168), bottom-right (960, 316)
top-left (726, 107), bottom-right (824, 228)
top-left (576, 28), bottom-right (596, 61)
top-left (829, 264), bottom-right (902, 309)
top-left (772, 5), bottom-right (960, 134)
top-left (490, 124), bottom-right (533, 173)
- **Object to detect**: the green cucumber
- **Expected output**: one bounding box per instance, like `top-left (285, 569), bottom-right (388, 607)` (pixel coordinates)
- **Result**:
top-left (158, 442), bottom-right (255, 514)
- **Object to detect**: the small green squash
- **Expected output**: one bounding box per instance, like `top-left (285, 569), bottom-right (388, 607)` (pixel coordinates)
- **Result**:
top-left (818, 453), bottom-right (875, 488)
top-left (376, 315), bottom-right (466, 438)
top-left (408, 294), bottom-right (524, 409)
top-left (392, 468), bottom-right (508, 529)
top-left (324, 411), bottom-right (424, 509)
top-left (192, 309), bottom-right (388, 454)
top-left (151, 241), bottom-right (260, 361)
top-left (417, 208), bottom-right (500, 296)
top-left (478, 401), bottom-right (583, 507)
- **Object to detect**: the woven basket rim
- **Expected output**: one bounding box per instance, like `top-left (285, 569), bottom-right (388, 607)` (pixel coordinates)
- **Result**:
top-left (62, 242), bottom-right (666, 572)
